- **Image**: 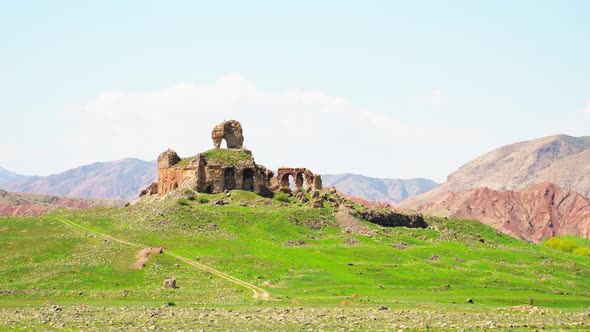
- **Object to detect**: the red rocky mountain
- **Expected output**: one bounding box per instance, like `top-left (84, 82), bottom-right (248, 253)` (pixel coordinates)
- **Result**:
top-left (418, 182), bottom-right (590, 243)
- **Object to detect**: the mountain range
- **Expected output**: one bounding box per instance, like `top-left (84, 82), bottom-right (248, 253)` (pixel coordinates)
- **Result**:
top-left (0, 162), bottom-right (438, 203)
top-left (398, 134), bottom-right (590, 209)
top-left (0, 167), bottom-right (25, 185)
top-left (321, 174), bottom-right (438, 204)
top-left (0, 159), bottom-right (157, 200)
top-left (0, 189), bottom-right (122, 216)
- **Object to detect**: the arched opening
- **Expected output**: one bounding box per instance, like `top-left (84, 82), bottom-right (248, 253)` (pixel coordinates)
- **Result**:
top-left (203, 185), bottom-right (212, 194)
top-left (295, 172), bottom-right (305, 189)
top-left (280, 173), bottom-right (296, 190)
top-left (242, 168), bottom-right (255, 191)
top-left (224, 168), bottom-right (236, 191)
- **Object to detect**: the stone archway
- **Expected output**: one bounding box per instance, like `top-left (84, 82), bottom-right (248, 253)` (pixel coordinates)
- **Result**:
top-left (224, 168), bottom-right (236, 190)
top-left (280, 173), bottom-right (294, 190)
top-left (295, 172), bottom-right (305, 189)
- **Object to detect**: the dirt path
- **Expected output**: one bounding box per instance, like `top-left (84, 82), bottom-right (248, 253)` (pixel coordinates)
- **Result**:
top-left (51, 216), bottom-right (269, 300)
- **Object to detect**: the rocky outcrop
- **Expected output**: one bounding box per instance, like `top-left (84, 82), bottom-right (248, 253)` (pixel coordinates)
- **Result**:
top-left (211, 120), bottom-right (244, 149)
top-left (417, 182), bottom-right (590, 243)
top-left (355, 209), bottom-right (427, 228)
top-left (139, 183), bottom-right (158, 197)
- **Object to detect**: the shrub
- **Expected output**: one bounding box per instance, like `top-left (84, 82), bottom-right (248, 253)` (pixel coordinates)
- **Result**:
top-left (274, 191), bottom-right (292, 203)
top-left (166, 301), bottom-right (176, 306)
top-left (183, 188), bottom-right (196, 201)
top-left (197, 197), bottom-right (210, 204)
top-left (573, 247), bottom-right (590, 257)
top-left (543, 237), bottom-right (578, 253)
top-left (177, 198), bottom-right (190, 206)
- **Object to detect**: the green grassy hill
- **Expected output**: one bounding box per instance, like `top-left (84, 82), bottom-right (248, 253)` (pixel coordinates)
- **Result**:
top-left (1, 189), bottom-right (590, 329)
top-left (2, 190), bottom-right (589, 309)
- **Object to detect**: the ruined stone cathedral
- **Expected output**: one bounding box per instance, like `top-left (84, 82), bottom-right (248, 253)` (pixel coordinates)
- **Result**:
top-left (141, 120), bottom-right (322, 197)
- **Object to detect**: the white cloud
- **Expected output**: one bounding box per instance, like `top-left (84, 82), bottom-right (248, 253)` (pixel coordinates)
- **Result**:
top-left (60, 74), bottom-right (484, 181)
top-left (427, 88), bottom-right (445, 108)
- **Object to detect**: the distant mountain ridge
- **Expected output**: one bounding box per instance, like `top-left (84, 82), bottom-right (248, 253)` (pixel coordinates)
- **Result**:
top-left (322, 174), bottom-right (439, 204)
top-left (399, 134), bottom-right (590, 209)
top-left (0, 167), bottom-right (25, 185)
top-left (0, 189), bottom-right (123, 216)
top-left (1, 159), bottom-right (156, 200)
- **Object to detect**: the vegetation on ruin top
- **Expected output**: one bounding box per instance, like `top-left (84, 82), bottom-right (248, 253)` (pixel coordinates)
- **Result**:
top-left (174, 157), bottom-right (194, 168)
top-left (201, 148), bottom-right (253, 165)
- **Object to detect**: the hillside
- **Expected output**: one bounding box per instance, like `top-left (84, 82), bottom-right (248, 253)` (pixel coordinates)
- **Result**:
top-left (322, 174), bottom-right (438, 204)
top-left (1, 189), bottom-right (589, 329)
top-left (418, 183), bottom-right (590, 243)
top-left (1, 159), bottom-right (156, 200)
top-left (399, 134), bottom-right (590, 209)
top-left (0, 189), bottom-right (123, 216)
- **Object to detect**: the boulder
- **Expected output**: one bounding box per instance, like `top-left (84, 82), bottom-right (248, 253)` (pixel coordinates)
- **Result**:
top-left (163, 277), bottom-right (176, 289)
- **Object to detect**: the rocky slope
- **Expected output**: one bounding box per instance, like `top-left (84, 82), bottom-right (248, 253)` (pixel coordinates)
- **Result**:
top-left (0, 189), bottom-right (123, 216)
top-left (418, 182), bottom-right (590, 243)
top-left (322, 174), bottom-right (438, 204)
top-left (399, 134), bottom-right (590, 209)
top-left (1, 159), bottom-right (156, 200)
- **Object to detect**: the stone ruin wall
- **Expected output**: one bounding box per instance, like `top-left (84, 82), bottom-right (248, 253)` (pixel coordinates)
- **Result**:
top-left (144, 120), bottom-right (322, 198)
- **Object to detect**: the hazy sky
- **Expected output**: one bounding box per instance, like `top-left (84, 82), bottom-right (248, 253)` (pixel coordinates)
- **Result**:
top-left (1, 1), bottom-right (589, 182)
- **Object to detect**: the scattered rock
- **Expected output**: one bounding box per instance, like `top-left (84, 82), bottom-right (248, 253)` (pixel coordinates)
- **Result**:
top-left (378, 305), bottom-right (388, 311)
top-left (163, 277), bottom-right (176, 289)
top-left (430, 255), bottom-right (440, 261)
top-left (312, 199), bottom-right (324, 208)
top-left (284, 240), bottom-right (307, 247)
top-left (213, 199), bottom-right (227, 206)
top-left (466, 298), bottom-right (474, 304)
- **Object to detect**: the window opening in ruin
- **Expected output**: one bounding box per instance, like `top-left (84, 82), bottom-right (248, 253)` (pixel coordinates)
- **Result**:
top-left (242, 168), bottom-right (255, 191)
top-left (224, 168), bottom-right (236, 190)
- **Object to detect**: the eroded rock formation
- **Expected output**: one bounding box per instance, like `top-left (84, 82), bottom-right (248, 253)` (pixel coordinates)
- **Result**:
top-left (417, 182), bottom-right (590, 243)
top-left (211, 120), bottom-right (244, 149)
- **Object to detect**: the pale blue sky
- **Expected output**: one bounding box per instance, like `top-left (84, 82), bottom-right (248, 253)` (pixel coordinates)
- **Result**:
top-left (1, 1), bottom-right (589, 181)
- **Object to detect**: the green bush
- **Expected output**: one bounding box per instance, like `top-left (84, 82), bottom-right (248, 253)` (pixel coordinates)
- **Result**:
top-left (197, 197), bottom-right (210, 204)
top-left (176, 198), bottom-right (190, 206)
top-left (183, 188), bottom-right (196, 201)
top-left (544, 237), bottom-right (590, 258)
top-left (573, 247), bottom-right (590, 257)
top-left (274, 191), bottom-right (292, 203)
top-left (544, 237), bottom-right (578, 253)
